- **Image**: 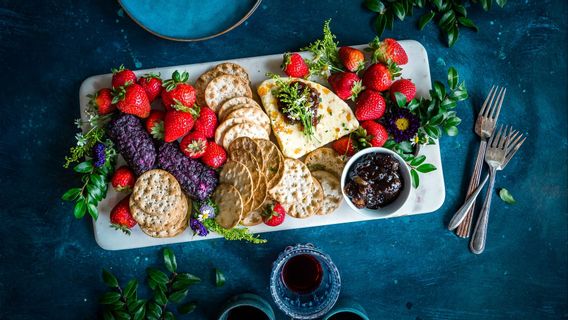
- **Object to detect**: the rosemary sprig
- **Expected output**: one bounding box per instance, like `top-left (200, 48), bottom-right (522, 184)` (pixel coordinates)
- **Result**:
top-left (272, 76), bottom-right (316, 138)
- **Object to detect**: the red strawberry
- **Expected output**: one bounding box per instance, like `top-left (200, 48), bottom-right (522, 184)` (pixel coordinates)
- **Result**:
top-left (332, 136), bottom-right (356, 157)
top-left (138, 73), bottom-right (162, 102)
top-left (327, 72), bottom-right (363, 100)
top-left (163, 105), bottom-right (198, 142)
top-left (110, 196), bottom-right (137, 234)
top-left (369, 37), bottom-right (408, 65)
top-left (360, 121), bottom-right (388, 148)
top-left (145, 110), bottom-right (165, 139)
top-left (390, 79), bottom-right (416, 103)
top-left (355, 90), bottom-right (386, 121)
top-left (112, 83), bottom-right (151, 118)
top-left (262, 202), bottom-right (286, 227)
top-left (161, 71), bottom-right (196, 111)
top-left (111, 166), bottom-right (136, 192)
top-left (179, 131), bottom-right (208, 159)
top-left (281, 53), bottom-right (309, 78)
top-left (338, 47), bottom-right (365, 73)
top-left (88, 88), bottom-right (115, 115)
top-left (193, 107), bottom-right (218, 139)
top-left (111, 65), bottom-right (137, 89)
top-left (201, 141), bottom-right (227, 168)
top-left (362, 63), bottom-right (400, 92)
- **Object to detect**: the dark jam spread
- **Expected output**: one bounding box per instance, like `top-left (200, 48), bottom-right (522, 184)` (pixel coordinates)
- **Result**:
top-left (276, 81), bottom-right (320, 127)
top-left (344, 153), bottom-right (403, 209)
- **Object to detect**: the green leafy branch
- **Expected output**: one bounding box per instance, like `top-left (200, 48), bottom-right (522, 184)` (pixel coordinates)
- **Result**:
top-left (203, 219), bottom-right (267, 244)
top-left (364, 0), bottom-right (507, 47)
top-left (300, 19), bottom-right (343, 77)
top-left (100, 248), bottom-right (201, 320)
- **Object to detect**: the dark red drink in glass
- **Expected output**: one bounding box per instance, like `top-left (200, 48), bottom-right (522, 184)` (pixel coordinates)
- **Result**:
top-left (281, 254), bottom-right (323, 294)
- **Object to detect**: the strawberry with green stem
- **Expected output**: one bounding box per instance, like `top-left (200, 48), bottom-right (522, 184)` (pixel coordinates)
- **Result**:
top-left (367, 37), bottom-right (408, 65)
top-left (138, 73), bottom-right (162, 102)
top-left (363, 62), bottom-right (401, 92)
top-left (262, 202), bottom-right (286, 227)
top-left (87, 88), bottom-right (116, 115)
top-left (145, 110), bottom-right (165, 140)
top-left (163, 103), bottom-right (199, 143)
top-left (161, 71), bottom-right (196, 111)
top-left (281, 53), bottom-right (309, 78)
top-left (112, 83), bottom-right (151, 118)
top-left (110, 196), bottom-right (137, 235)
top-left (111, 65), bottom-right (137, 89)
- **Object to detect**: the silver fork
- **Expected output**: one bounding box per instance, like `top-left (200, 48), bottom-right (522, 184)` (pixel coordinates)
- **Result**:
top-left (469, 126), bottom-right (526, 254)
top-left (455, 86), bottom-right (506, 238)
top-left (448, 128), bottom-right (526, 231)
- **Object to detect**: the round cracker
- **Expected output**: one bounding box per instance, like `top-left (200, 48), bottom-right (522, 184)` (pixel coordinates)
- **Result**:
top-left (139, 193), bottom-right (190, 238)
top-left (132, 169), bottom-right (182, 217)
top-left (240, 209), bottom-right (263, 226)
top-left (195, 69), bottom-right (227, 107)
top-left (255, 139), bottom-right (284, 189)
top-left (219, 102), bottom-right (260, 122)
top-left (287, 177), bottom-right (323, 219)
top-left (205, 74), bottom-right (252, 111)
top-left (213, 184), bottom-right (243, 229)
top-left (269, 158), bottom-right (313, 206)
top-left (218, 96), bottom-right (260, 119)
top-left (215, 118), bottom-right (269, 146)
top-left (304, 147), bottom-right (346, 179)
top-left (311, 170), bottom-right (343, 215)
top-left (228, 136), bottom-right (263, 171)
top-left (219, 160), bottom-right (254, 212)
top-left (131, 196), bottom-right (183, 230)
top-left (249, 173), bottom-right (268, 212)
top-left (213, 62), bottom-right (250, 82)
top-left (222, 122), bottom-right (269, 150)
top-left (225, 107), bottom-right (271, 133)
top-left (229, 149), bottom-right (260, 195)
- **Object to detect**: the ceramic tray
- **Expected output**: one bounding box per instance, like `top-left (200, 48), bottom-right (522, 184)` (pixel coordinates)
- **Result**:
top-left (79, 41), bottom-right (445, 250)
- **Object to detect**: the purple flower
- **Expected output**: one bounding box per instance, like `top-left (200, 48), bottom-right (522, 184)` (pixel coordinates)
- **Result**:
top-left (190, 217), bottom-right (208, 237)
top-left (385, 108), bottom-right (420, 143)
top-left (92, 142), bottom-right (106, 167)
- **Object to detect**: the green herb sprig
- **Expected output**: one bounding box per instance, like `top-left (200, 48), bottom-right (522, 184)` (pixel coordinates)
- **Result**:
top-left (100, 248), bottom-right (200, 320)
top-left (300, 19), bottom-right (343, 77)
top-left (270, 75), bottom-right (317, 138)
top-left (202, 219), bottom-right (267, 244)
top-left (364, 0), bottom-right (506, 47)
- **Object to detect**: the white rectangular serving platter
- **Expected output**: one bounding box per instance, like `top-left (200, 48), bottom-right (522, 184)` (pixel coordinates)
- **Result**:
top-left (79, 41), bottom-right (444, 250)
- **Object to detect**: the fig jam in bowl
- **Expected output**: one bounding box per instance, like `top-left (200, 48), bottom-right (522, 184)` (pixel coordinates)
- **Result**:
top-left (341, 147), bottom-right (412, 217)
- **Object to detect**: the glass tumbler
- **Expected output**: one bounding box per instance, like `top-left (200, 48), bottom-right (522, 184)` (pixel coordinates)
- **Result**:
top-left (269, 243), bottom-right (341, 319)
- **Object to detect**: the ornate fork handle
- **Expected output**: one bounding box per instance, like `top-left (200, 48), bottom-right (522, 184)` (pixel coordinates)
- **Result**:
top-left (470, 166), bottom-right (497, 254)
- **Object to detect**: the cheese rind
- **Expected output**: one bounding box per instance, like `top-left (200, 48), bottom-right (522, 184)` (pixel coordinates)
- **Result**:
top-left (257, 78), bottom-right (359, 159)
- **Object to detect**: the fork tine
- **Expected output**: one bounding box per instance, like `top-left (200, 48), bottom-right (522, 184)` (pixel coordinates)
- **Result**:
top-left (490, 125), bottom-right (503, 147)
top-left (507, 134), bottom-right (525, 157)
top-left (500, 125), bottom-right (511, 149)
top-left (504, 136), bottom-right (526, 168)
top-left (482, 86), bottom-right (498, 117)
top-left (480, 86), bottom-right (496, 116)
top-left (490, 87), bottom-right (506, 121)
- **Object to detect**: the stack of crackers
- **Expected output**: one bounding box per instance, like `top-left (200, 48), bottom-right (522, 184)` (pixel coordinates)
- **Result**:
top-left (195, 62), bottom-right (271, 150)
top-left (129, 170), bottom-right (189, 238)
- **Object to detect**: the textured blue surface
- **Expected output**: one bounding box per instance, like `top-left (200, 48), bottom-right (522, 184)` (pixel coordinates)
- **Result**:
top-left (0, 1), bottom-right (566, 319)
top-left (118, 0), bottom-right (259, 39)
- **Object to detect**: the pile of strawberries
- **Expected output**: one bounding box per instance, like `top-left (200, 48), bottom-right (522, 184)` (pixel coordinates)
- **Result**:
top-left (281, 38), bottom-right (417, 157)
top-left (89, 66), bottom-right (227, 232)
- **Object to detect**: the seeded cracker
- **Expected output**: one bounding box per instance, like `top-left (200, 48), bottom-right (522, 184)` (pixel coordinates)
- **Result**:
top-left (132, 169), bottom-right (182, 217)
top-left (213, 184), bottom-right (243, 229)
top-left (229, 137), bottom-right (264, 171)
top-left (225, 107), bottom-right (271, 133)
top-left (311, 170), bottom-right (343, 215)
top-left (195, 69), bottom-right (227, 108)
top-left (287, 177), bottom-right (323, 218)
top-left (269, 158), bottom-right (313, 206)
top-left (254, 139), bottom-right (284, 189)
top-left (222, 122), bottom-right (269, 150)
top-left (219, 102), bottom-right (261, 121)
top-left (219, 160), bottom-right (254, 212)
top-left (218, 97), bottom-right (261, 119)
top-left (205, 74), bottom-right (252, 111)
top-left (213, 62), bottom-right (250, 83)
top-left (304, 147), bottom-right (346, 179)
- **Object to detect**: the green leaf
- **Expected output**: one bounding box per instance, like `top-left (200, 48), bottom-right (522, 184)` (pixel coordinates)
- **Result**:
top-left (113, 311), bottom-right (130, 320)
top-left (438, 10), bottom-right (455, 30)
top-left (74, 200), bottom-right (87, 219)
top-left (374, 14), bottom-right (386, 37)
top-left (392, 2), bottom-right (406, 21)
top-left (433, 81), bottom-right (446, 99)
top-left (168, 289), bottom-right (188, 303)
top-left (480, 0), bottom-right (491, 11)
top-left (61, 188), bottom-right (81, 201)
top-left (454, 5), bottom-right (467, 17)
top-left (178, 301), bottom-right (197, 314)
top-left (103, 310), bottom-right (115, 320)
top-left (496, 0), bottom-right (507, 7)
top-left (447, 27), bottom-right (459, 47)
top-left (109, 301), bottom-right (126, 311)
top-left (397, 141), bottom-right (414, 153)
top-left (410, 155), bottom-right (426, 167)
top-left (123, 279), bottom-right (138, 299)
top-left (128, 299), bottom-right (145, 313)
top-left (458, 17), bottom-right (479, 31)
top-left (102, 269), bottom-right (119, 288)
top-left (394, 92), bottom-right (407, 107)
top-left (432, 0), bottom-right (443, 10)
top-left (411, 169), bottom-right (419, 188)
top-left (447, 67), bottom-right (458, 90)
top-left (445, 126), bottom-right (459, 136)
top-left (74, 161), bottom-right (93, 173)
top-left (133, 301), bottom-right (146, 320)
top-left (445, 116), bottom-right (462, 127)
top-left (451, 89), bottom-right (468, 101)
top-left (429, 114), bottom-right (444, 126)
top-left (153, 287), bottom-right (168, 306)
top-left (147, 268), bottom-right (169, 285)
top-left (215, 268), bottom-right (226, 287)
top-left (418, 11), bottom-right (435, 30)
top-left (364, 0), bottom-right (385, 13)
top-left (416, 163), bottom-right (437, 173)
top-left (147, 302), bottom-right (162, 319)
top-left (499, 188), bottom-right (516, 204)
top-left (163, 311), bottom-right (175, 320)
top-left (424, 125), bottom-right (440, 139)
top-left (440, 97), bottom-right (457, 109)
top-left (385, 10), bottom-right (394, 30)
top-left (87, 202), bottom-right (98, 220)
top-left (163, 248), bottom-right (177, 273)
top-left (407, 99), bottom-right (420, 111)
top-left (100, 291), bottom-right (121, 304)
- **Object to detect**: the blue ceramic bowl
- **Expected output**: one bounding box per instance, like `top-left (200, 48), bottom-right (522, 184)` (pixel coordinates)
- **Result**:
top-left (119, 0), bottom-right (262, 41)
top-left (217, 293), bottom-right (275, 320)
top-left (322, 298), bottom-right (370, 320)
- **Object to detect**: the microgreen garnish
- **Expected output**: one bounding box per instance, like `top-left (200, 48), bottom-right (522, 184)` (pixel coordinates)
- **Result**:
top-left (202, 219), bottom-right (267, 244)
top-left (270, 74), bottom-right (316, 138)
top-left (300, 19), bottom-right (343, 77)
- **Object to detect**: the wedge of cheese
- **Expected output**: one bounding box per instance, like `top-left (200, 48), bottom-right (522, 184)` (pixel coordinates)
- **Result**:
top-left (257, 78), bottom-right (359, 159)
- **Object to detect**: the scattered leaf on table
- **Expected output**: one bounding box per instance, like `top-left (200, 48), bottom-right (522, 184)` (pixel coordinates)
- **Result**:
top-left (499, 188), bottom-right (516, 204)
top-left (215, 268), bottom-right (226, 287)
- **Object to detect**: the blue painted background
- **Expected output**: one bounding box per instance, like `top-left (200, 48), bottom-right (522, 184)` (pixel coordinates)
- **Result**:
top-left (0, 0), bottom-right (566, 319)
